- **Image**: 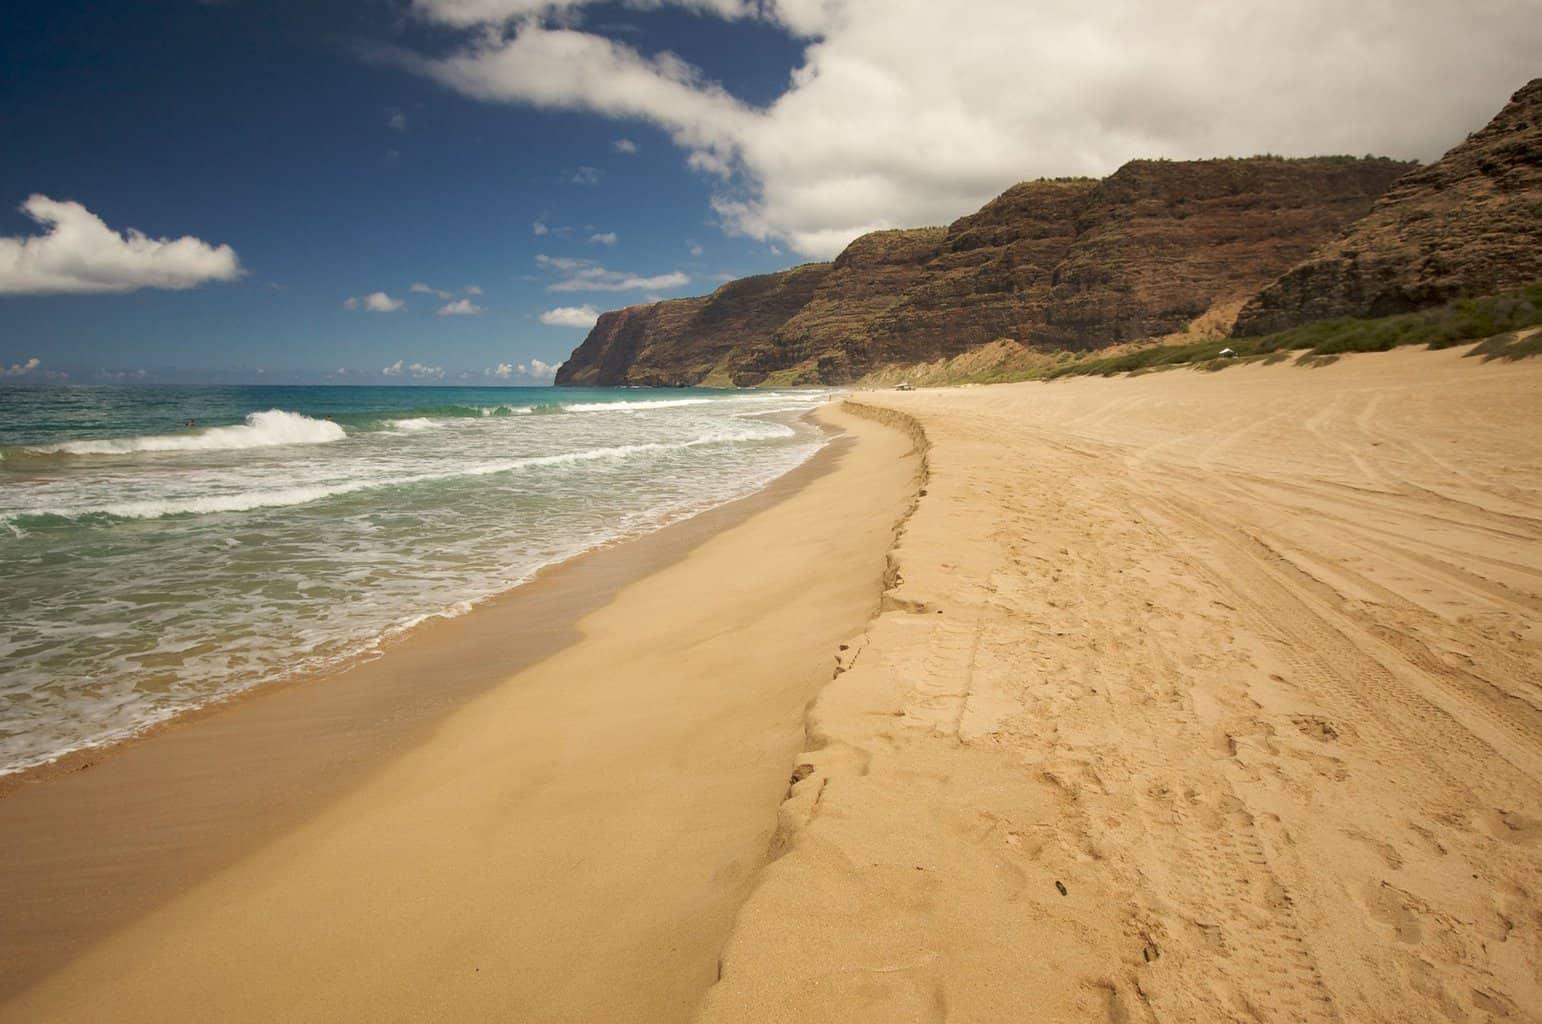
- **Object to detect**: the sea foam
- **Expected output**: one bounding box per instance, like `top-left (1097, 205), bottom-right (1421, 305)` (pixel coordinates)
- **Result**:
top-left (33, 410), bottom-right (345, 456)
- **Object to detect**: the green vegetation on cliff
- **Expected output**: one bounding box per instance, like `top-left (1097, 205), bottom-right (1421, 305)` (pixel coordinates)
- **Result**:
top-left (1040, 284), bottom-right (1542, 379)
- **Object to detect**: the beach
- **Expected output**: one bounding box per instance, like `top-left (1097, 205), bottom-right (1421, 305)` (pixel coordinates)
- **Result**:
top-left (2, 345), bottom-right (1539, 1023)
top-left (700, 346), bottom-right (1542, 1022)
top-left (0, 404), bottom-right (920, 1022)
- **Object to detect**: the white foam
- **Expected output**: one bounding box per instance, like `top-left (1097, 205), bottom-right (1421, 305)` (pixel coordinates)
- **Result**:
top-left (388, 417), bottom-right (440, 431)
top-left (560, 398), bottom-right (720, 412)
top-left (18, 440), bottom-right (709, 521)
top-left (33, 410), bottom-right (346, 456)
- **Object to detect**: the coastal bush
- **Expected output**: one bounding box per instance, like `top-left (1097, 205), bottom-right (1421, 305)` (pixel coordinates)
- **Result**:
top-left (1042, 282), bottom-right (1542, 379)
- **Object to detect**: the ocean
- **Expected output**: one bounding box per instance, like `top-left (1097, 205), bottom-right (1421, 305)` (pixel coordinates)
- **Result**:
top-left (0, 384), bottom-right (831, 775)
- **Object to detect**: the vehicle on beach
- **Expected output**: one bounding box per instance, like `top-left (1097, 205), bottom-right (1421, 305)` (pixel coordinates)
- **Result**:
top-left (895, 381), bottom-right (914, 390)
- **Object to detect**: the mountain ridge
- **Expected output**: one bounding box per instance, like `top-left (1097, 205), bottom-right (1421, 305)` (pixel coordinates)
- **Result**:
top-left (553, 97), bottom-right (1541, 386)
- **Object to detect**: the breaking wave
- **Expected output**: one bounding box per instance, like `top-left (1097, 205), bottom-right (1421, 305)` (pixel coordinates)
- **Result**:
top-left (25, 410), bottom-right (346, 456)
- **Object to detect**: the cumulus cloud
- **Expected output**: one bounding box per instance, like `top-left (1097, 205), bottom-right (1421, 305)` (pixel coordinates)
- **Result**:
top-left (396, 0), bottom-right (1542, 258)
top-left (5, 356), bottom-right (41, 377)
top-left (589, 231), bottom-right (618, 246)
top-left (532, 219), bottom-right (549, 236)
top-left (437, 297), bottom-right (484, 315)
top-left (383, 359), bottom-right (445, 379)
top-left (614, 137), bottom-right (639, 154)
top-left (540, 304), bottom-right (601, 327)
top-left (411, 281), bottom-right (451, 298)
top-left (535, 254), bottom-right (688, 292)
top-left (344, 291), bottom-right (406, 312)
top-left (485, 357), bottom-right (560, 381)
top-left (0, 194), bottom-right (242, 294)
top-left (465, 284), bottom-right (483, 295)
top-left (524, 358), bottom-right (558, 381)
top-left (410, 0), bottom-right (751, 28)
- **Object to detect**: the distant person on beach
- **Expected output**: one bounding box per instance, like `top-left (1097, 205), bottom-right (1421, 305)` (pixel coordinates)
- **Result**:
top-left (183, 418), bottom-right (197, 428)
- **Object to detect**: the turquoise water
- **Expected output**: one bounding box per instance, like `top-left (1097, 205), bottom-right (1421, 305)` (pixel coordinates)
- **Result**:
top-left (0, 384), bottom-right (831, 773)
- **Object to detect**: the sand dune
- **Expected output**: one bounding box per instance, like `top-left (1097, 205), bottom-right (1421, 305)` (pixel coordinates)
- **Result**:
top-left (698, 346), bottom-right (1542, 1022)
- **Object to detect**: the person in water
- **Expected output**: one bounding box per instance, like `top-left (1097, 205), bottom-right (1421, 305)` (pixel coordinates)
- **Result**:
top-left (184, 418), bottom-right (197, 428)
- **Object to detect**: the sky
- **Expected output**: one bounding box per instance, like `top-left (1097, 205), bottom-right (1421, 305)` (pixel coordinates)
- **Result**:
top-left (1, 0), bottom-right (1537, 386)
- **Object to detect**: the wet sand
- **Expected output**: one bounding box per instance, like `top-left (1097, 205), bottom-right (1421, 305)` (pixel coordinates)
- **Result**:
top-left (699, 346), bottom-right (1542, 1023)
top-left (0, 404), bottom-right (921, 1023)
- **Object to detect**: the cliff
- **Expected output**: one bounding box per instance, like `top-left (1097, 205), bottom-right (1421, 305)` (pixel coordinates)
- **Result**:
top-left (732, 227), bottom-right (947, 385)
top-left (1234, 79), bottom-right (1542, 335)
top-left (554, 264), bottom-right (830, 387)
top-left (557, 157), bottom-right (1413, 386)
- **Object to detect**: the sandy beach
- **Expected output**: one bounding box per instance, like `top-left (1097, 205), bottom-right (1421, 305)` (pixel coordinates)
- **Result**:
top-left (700, 346), bottom-right (1542, 1022)
top-left (3, 345), bottom-right (1539, 1023)
top-left (0, 405), bottom-right (920, 1023)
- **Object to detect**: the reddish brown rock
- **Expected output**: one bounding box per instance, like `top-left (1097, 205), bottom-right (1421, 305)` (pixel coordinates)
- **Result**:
top-left (558, 156), bottom-right (1413, 385)
top-left (1234, 79), bottom-right (1542, 335)
top-left (863, 180), bottom-right (1097, 359)
top-left (554, 265), bottom-right (830, 387)
top-left (1038, 157), bottom-right (1413, 348)
top-left (731, 227), bottom-right (947, 385)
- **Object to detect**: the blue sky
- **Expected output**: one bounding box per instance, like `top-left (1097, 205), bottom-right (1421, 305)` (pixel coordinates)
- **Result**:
top-left (0, 1), bottom-right (804, 384)
top-left (2, 0), bottom-right (1536, 385)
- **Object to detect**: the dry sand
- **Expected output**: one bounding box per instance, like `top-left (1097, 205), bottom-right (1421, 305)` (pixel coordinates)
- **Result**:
top-left (698, 346), bottom-right (1542, 1023)
top-left (0, 405), bottom-right (921, 1023)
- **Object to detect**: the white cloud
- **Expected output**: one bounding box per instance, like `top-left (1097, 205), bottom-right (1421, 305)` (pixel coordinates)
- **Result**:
top-left (535, 254), bottom-right (688, 292)
top-left (345, 291), bottom-right (406, 312)
top-left (540, 304), bottom-right (601, 328)
top-left (437, 297), bottom-right (485, 315)
top-left (409, 0), bottom-right (751, 28)
top-left (397, 1), bottom-right (1542, 258)
top-left (387, 107), bottom-right (408, 133)
top-left (5, 356), bottom-right (41, 377)
top-left (589, 231), bottom-right (618, 246)
top-left (565, 165), bottom-right (603, 186)
top-left (0, 195), bottom-right (242, 294)
top-left (486, 357), bottom-right (559, 381)
top-left (411, 281), bottom-right (452, 299)
top-left (465, 284), bottom-right (483, 295)
top-left (687, 240), bottom-right (704, 256)
top-left (383, 358), bottom-right (445, 379)
top-left (524, 358), bottom-right (558, 381)
top-left (614, 137), bottom-right (639, 154)
top-left (532, 219), bottom-right (549, 236)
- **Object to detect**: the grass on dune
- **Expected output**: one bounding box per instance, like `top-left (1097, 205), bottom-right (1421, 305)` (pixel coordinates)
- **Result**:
top-left (1041, 282), bottom-right (1542, 380)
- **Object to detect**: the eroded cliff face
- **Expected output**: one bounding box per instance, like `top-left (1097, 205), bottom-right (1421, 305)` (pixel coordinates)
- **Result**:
top-left (1037, 157), bottom-right (1414, 347)
top-left (1233, 79), bottom-right (1542, 336)
top-left (553, 265), bottom-right (830, 386)
top-left (558, 156), bottom-right (1412, 385)
top-left (734, 227), bottom-right (947, 385)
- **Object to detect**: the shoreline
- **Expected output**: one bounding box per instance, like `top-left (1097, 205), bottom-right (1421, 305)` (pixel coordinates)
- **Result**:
top-left (0, 407), bottom-right (832, 794)
top-left (0, 402), bottom-right (922, 1021)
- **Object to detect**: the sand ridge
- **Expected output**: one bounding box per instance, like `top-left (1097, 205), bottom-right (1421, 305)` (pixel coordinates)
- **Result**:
top-left (697, 346), bottom-right (1542, 1022)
